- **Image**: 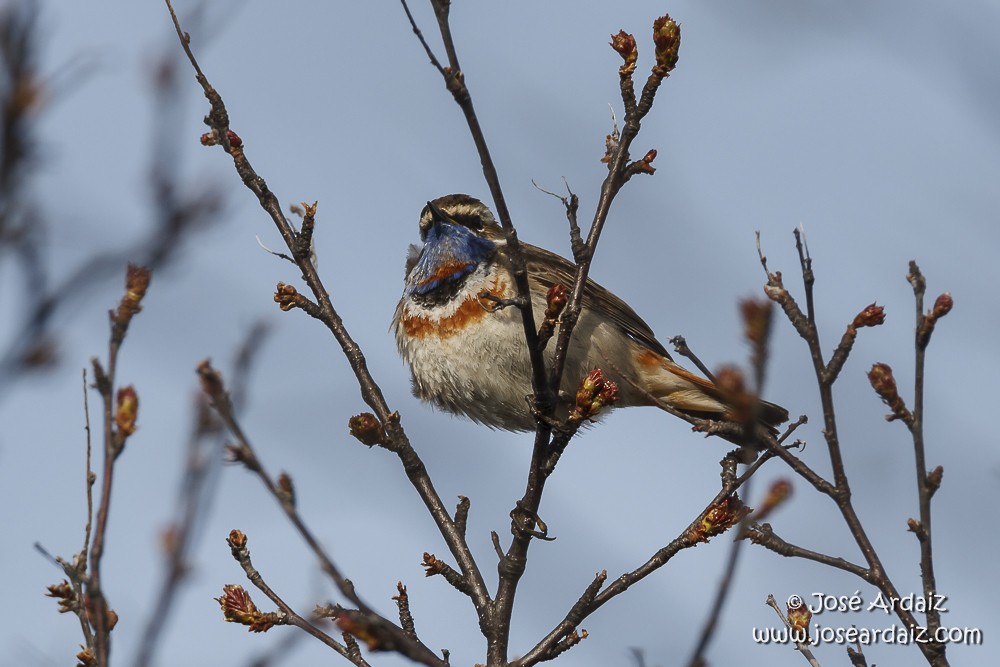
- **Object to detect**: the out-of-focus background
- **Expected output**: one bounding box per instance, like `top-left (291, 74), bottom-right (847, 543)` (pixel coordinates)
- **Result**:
top-left (2, 1), bottom-right (997, 666)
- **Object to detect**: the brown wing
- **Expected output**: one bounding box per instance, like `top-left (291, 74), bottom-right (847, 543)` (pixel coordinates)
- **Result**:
top-left (517, 242), bottom-right (673, 359)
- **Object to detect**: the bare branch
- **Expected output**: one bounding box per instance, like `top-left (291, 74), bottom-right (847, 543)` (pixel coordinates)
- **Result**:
top-left (764, 594), bottom-right (822, 667)
top-left (196, 361), bottom-right (447, 666)
top-left (164, 0), bottom-right (492, 632)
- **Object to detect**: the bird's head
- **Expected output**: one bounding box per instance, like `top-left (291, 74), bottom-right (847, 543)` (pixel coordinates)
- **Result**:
top-left (418, 194), bottom-right (504, 243)
top-left (405, 195), bottom-right (501, 298)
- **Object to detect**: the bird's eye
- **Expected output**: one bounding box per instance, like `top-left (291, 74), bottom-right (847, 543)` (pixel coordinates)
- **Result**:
top-left (453, 212), bottom-right (484, 231)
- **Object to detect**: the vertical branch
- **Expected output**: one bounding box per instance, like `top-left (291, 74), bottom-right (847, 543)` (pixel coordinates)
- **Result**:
top-left (548, 19), bottom-right (679, 397)
top-left (81, 368), bottom-right (95, 584)
top-left (86, 264), bottom-right (151, 667)
top-left (906, 262), bottom-right (950, 656)
top-left (491, 19), bottom-right (680, 665)
top-left (406, 0), bottom-right (551, 414)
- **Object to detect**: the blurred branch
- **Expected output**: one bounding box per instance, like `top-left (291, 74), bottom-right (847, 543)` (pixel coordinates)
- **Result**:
top-left (134, 321), bottom-right (270, 667)
top-left (0, 22), bottom-right (226, 394)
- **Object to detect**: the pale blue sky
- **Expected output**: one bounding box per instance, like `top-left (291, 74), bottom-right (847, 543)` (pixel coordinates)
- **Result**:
top-left (2, 2), bottom-right (998, 666)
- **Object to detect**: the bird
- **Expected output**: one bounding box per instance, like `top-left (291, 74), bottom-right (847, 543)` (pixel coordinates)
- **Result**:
top-left (393, 194), bottom-right (788, 436)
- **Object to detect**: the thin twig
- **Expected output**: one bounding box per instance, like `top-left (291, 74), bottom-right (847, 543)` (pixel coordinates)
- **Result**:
top-left (85, 264), bottom-right (151, 667)
top-left (134, 323), bottom-right (268, 667)
top-left (197, 362), bottom-right (445, 667)
top-left (227, 535), bottom-right (365, 663)
top-left (81, 368), bottom-right (94, 577)
top-left (515, 456), bottom-right (752, 667)
top-left (764, 594), bottom-right (822, 667)
top-left (669, 336), bottom-right (717, 383)
top-left (905, 261), bottom-right (946, 660)
top-left (745, 524), bottom-right (870, 580)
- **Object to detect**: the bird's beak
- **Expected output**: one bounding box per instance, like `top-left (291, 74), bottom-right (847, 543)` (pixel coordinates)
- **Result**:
top-left (426, 199), bottom-right (449, 225)
top-left (421, 199), bottom-right (453, 241)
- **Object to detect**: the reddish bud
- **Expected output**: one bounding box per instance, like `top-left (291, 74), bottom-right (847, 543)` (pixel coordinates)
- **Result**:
top-left (652, 14), bottom-right (681, 72)
top-left (609, 30), bottom-right (638, 74)
top-left (277, 471), bottom-right (296, 507)
top-left (917, 292), bottom-right (953, 348)
top-left (852, 302), bottom-right (886, 328)
top-left (926, 465), bottom-right (944, 495)
top-left (740, 298), bottom-right (773, 346)
top-left (931, 292), bottom-right (953, 321)
top-left (601, 131), bottom-right (619, 164)
top-left (273, 282), bottom-right (299, 311)
top-left (226, 130), bottom-right (243, 148)
top-left (787, 598), bottom-right (812, 639)
top-left (336, 611), bottom-right (381, 650)
top-left (113, 263), bottom-right (152, 328)
top-left (393, 581), bottom-right (408, 601)
top-left (688, 493), bottom-right (751, 542)
top-left (160, 524), bottom-right (180, 557)
top-left (751, 479), bottom-right (793, 523)
top-left (196, 359), bottom-right (226, 400)
top-left (76, 648), bottom-right (97, 667)
top-left (868, 362), bottom-right (911, 422)
top-left (216, 584), bottom-right (279, 632)
top-left (713, 365), bottom-right (761, 426)
top-left (125, 263), bottom-right (152, 305)
top-left (570, 369), bottom-right (620, 426)
top-left (544, 283), bottom-right (568, 318)
top-left (714, 366), bottom-right (746, 395)
top-left (227, 529), bottom-right (247, 550)
top-left (867, 362), bottom-right (895, 395)
top-left (537, 284), bottom-right (568, 351)
top-left (599, 377), bottom-right (620, 407)
top-left (422, 552), bottom-right (445, 577)
top-left (217, 584), bottom-right (257, 623)
top-left (637, 148), bottom-right (658, 174)
top-left (630, 148), bottom-right (658, 175)
top-left (45, 580), bottom-right (76, 614)
top-left (348, 413), bottom-right (386, 447)
top-left (115, 386), bottom-right (139, 438)
top-left (689, 494), bottom-right (750, 542)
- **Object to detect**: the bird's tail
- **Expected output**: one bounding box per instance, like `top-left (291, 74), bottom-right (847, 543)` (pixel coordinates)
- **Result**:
top-left (635, 351), bottom-right (789, 436)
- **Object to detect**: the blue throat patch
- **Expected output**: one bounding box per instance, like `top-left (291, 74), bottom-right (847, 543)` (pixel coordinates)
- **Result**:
top-left (409, 221), bottom-right (496, 297)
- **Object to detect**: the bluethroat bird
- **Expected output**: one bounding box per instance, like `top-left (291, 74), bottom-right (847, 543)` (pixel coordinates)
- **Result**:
top-left (393, 194), bottom-right (788, 434)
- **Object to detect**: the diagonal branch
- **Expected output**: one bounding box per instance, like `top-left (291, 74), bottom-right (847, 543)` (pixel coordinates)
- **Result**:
top-left (197, 361), bottom-right (445, 667)
top-left (515, 455), bottom-right (753, 667)
top-left (163, 0), bottom-right (491, 631)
